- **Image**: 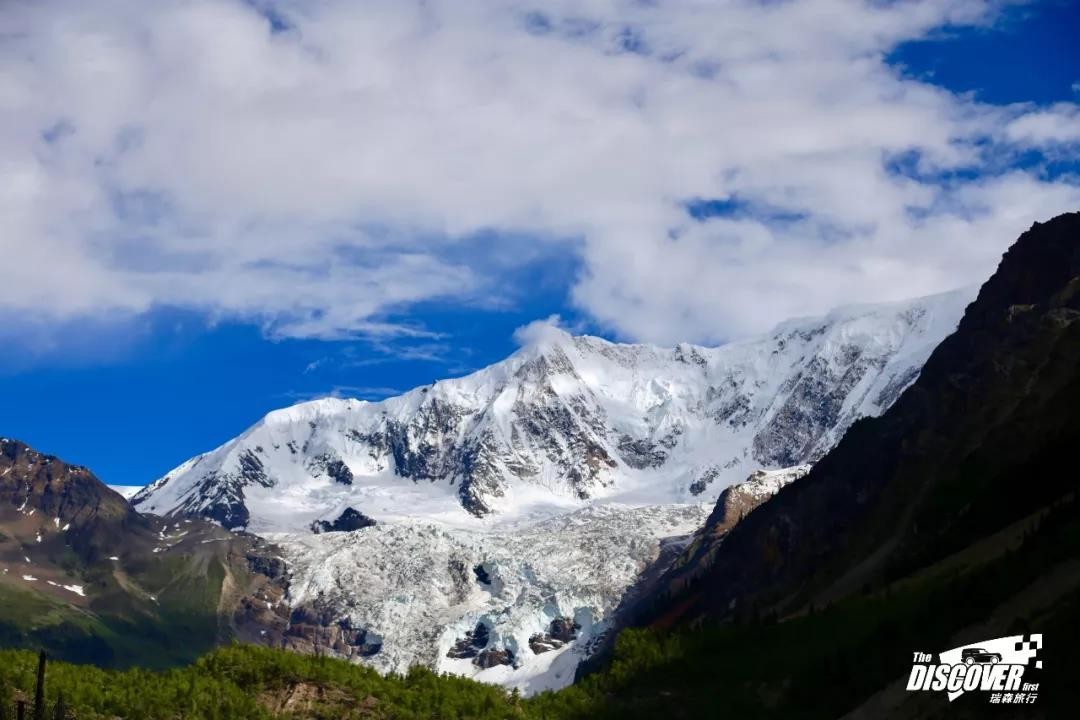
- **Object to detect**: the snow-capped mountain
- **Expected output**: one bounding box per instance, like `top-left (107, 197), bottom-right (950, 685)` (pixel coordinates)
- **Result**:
top-left (134, 288), bottom-right (972, 534)
top-left (129, 288), bottom-right (972, 693)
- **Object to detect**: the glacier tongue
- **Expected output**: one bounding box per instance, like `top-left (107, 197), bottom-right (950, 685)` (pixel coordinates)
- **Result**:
top-left (272, 502), bottom-right (711, 695)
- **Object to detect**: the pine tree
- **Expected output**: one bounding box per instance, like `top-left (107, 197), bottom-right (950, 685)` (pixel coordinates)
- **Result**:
top-left (50, 693), bottom-right (64, 720)
top-left (32, 653), bottom-right (46, 720)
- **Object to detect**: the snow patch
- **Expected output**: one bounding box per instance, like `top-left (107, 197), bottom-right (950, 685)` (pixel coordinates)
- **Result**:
top-left (46, 581), bottom-right (86, 597)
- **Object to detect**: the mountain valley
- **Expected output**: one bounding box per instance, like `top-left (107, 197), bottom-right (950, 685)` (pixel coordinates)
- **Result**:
top-left (1, 214), bottom-right (1077, 719)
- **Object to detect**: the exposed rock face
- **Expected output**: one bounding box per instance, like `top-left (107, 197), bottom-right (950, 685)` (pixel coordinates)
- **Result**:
top-left (528, 636), bottom-right (559, 655)
top-left (310, 507), bottom-right (376, 534)
top-left (687, 467), bottom-right (720, 496)
top-left (232, 560), bottom-right (293, 649)
top-left (0, 438), bottom-right (138, 539)
top-left (549, 617), bottom-right (580, 643)
top-left (704, 466), bottom-right (812, 538)
top-left (246, 550), bottom-right (287, 580)
top-left (179, 468), bottom-right (261, 530)
top-left (643, 212), bottom-right (1080, 627)
top-left (256, 681), bottom-right (360, 718)
top-left (441, 614), bottom-right (523, 670)
top-left (133, 290), bottom-right (969, 533)
top-left (233, 541), bottom-right (392, 662)
top-left (180, 449), bottom-right (276, 529)
top-left (446, 623), bottom-right (490, 659)
top-left (529, 617), bottom-right (581, 654)
top-left (474, 648), bottom-right (514, 669)
top-left (309, 454), bottom-right (354, 486)
top-left (282, 606), bottom-right (383, 659)
top-left (644, 465), bottom-right (811, 604)
top-left (616, 435), bottom-right (668, 469)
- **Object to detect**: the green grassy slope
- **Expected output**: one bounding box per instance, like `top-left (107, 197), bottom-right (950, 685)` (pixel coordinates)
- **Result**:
top-left (0, 566), bottom-right (223, 669)
top-left (0, 528), bottom-right (250, 669)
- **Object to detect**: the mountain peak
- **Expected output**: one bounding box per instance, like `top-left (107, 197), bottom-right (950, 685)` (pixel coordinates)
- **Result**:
top-left (263, 397), bottom-right (365, 427)
top-left (511, 317), bottom-right (576, 352)
top-left (133, 289), bottom-right (972, 533)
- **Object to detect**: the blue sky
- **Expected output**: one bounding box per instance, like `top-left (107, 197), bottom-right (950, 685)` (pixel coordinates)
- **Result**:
top-left (0, 247), bottom-right (590, 487)
top-left (890, 0), bottom-right (1079, 105)
top-left (0, 294), bottom-right (586, 487)
top-left (1, 0), bottom-right (1078, 487)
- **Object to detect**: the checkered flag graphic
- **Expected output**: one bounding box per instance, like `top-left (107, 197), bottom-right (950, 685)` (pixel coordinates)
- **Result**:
top-left (1013, 634), bottom-right (1043, 669)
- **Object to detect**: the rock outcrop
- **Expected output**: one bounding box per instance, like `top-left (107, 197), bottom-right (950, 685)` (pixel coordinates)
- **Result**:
top-left (529, 617), bottom-right (581, 654)
top-left (310, 507), bottom-right (376, 534)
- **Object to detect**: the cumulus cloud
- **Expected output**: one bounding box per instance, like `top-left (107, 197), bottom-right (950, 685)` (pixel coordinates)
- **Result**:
top-left (1006, 103), bottom-right (1080, 145)
top-left (513, 315), bottom-right (569, 349)
top-left (1, 0), bottom-right (1079, 346)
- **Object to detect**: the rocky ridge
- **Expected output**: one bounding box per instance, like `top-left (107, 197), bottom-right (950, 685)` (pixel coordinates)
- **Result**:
top-left (133, 289), bottom-right (971, 534)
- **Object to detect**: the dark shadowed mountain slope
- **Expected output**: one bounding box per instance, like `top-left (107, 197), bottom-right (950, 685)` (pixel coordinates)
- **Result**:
top-left (539, 213), bottom-right (1080, 720)
top-left (655, 211), bottom-right (1080, 625)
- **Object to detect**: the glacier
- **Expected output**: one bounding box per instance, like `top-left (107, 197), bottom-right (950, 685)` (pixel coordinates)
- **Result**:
top-left (273, 503), bottom-right (710, 694)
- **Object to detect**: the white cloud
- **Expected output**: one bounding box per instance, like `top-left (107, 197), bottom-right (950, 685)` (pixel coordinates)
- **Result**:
top-left (1, 0), bottom-right (1078, 346)
top-left (1006, 103), bottom-right (1080, 145)
top-left (513, 315), bottom-right (569, 348)
top-left (281, 385), bottom-right (405, 403)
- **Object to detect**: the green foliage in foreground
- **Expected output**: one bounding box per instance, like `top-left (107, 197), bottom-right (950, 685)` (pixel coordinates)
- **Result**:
top-left (0, 644), bottom-right (527, 720)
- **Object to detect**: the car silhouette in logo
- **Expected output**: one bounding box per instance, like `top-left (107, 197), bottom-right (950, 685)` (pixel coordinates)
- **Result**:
top-left (961, 647), bottom-right (1002, 665)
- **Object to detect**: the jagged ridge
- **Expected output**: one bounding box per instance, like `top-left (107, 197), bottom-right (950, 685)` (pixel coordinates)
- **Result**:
top-left (133, 289), bottom-right (971, 534)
